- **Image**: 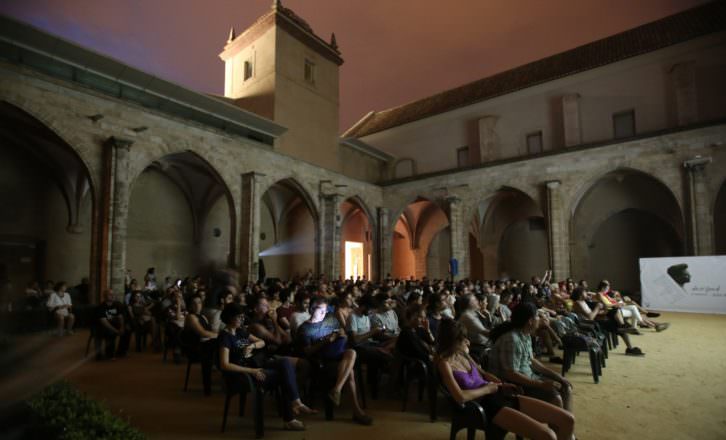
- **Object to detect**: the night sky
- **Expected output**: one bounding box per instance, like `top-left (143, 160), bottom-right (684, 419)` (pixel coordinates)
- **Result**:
top-left (0, 0), bottom-right (708, 132)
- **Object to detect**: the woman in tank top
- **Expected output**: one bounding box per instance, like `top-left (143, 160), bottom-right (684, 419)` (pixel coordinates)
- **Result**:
top-left (437, 319), bottom-right (576, 440)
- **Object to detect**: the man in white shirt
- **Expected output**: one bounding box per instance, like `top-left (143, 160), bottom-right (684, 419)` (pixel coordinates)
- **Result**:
top-left (47, 281), bottom-right (74, 336)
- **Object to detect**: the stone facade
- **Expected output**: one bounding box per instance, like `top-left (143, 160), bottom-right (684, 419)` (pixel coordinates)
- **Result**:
top-left (2, 6), bottom-right (726, 302)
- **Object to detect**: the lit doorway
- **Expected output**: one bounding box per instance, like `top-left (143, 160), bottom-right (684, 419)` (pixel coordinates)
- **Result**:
top-left (345, 241), bottom-right (364, 279)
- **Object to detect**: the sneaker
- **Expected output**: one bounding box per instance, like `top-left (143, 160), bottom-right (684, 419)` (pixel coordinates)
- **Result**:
top-left (352, 413), bottom-right (373, 426)
top-left (625, 347), bottom-right (645, 356)
top-left (283, 419), bottom-right (305, 431)
top-left (655, 323), bottom-right (670, 332)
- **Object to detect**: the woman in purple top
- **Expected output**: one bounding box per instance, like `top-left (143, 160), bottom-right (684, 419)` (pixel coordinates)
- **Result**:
top-left (437, 319), bottom-right (576, 440)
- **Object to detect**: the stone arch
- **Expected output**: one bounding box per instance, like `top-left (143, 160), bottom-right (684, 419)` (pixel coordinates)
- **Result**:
top-left (340, 196), bottom-right (376, 280)
top-left (571, 168), bottom-right (686, 294)
top-left (259, 177), bottom-right (320, 279)
top-left (391, 196), bottom-right (450, 279)
top-left (126, 149), bottom-right (238, 282)
top-left (0, 100), bottom-right (98, 301)
top-left (259, 175), bottom-right (320, 222)
top-left (568, 166), bottom-right (684, 218)
top-left (0, 98), bottom-right (100, 192)
top-left (471, 188), bottom-right (547, 281)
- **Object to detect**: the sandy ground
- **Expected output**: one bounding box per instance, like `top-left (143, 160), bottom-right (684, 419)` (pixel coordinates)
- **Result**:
top-left (2, 312), bottom-right (726, 439)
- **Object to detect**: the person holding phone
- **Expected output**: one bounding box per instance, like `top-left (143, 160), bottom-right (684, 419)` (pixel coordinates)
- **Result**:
top-left (297, 296), bottom-right (372, 425)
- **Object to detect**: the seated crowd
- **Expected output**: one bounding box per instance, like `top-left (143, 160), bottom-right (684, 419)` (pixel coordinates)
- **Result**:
top-left (27, 268), bottom-right (671, 436)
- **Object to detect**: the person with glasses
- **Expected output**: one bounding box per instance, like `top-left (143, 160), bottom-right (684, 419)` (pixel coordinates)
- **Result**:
top-left (218, 303), bottom-right (316, 431)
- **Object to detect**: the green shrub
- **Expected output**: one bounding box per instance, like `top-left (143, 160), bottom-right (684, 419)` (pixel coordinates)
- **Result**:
top-left (27, 381), bottom-right (145, 440)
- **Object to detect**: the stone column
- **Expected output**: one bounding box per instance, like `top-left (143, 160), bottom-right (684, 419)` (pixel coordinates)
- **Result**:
top-left (377, 207), bottom-right (392, 281)
top-left (562, 93), bottom-right (582, 147)
top-left (106, 137), bottom-right (133, 295)
top-left (320, 193), bottom-right (342, 280)
top-left (239, 172), bottom-right (263, 283)
top-left (545, 180), bottom-right (570, 280)
top-left (447, 196), bottom-right (469, 280)
top-left (684, 157), bottom-right (714, 255)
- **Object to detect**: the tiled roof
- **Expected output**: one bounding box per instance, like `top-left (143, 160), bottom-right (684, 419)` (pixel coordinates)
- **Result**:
top-left (344, 1), bottom-right (726, 138)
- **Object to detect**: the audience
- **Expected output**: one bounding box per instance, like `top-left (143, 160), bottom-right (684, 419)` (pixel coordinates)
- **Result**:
top-left (46, 281), bottom-right (74, 336)
top-left (182, 293), bottom-right (218, 395)
top-left (11, 263), bottom-right (679, 440)
top-left (95, 289), bottom-right (130, 360)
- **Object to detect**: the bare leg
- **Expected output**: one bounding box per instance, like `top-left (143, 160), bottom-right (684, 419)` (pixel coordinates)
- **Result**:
top-left (346, 370), bottom-right (366, 416)
top-left (517, 395), bottom-right (575, 440)
top-left (333, 349), bottom-right (357, 393)
top-left (66, 313), bottom-right (75, 332)
top-left (492, 407), bottom-right (557, 440)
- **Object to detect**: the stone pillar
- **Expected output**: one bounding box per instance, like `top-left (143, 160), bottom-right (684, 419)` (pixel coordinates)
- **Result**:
top-left (478, 116), bottom-right (499, 163)
top-left (447, 196), bottom-right (469, 280)
top-left (684, 157), bottom-right (714, 255)
top-left (106, 137), bottom-right (133, 295)
top-left (545, 180), bottom-right (570, 280)
top-left (671, 62), bottom-right (698, 126)
top-left (320, 193), bottom-right (342, 280)
top-left (239, 172), bottom-right (263, 283)
top-left (562, 93), bottom-right (582, 147)
top-left (377, 207), bottom-right (392, 281)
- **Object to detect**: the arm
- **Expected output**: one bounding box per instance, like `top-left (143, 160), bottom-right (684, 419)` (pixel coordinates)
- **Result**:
top-left (219, 346), bottom-right (266, 380)
top-left (532, 357), bottom-right (571, 387)
top-left (335, 309), bottom-right (347, 329)
top-left (249, 319), bottom-right (290, 346)
top-left (437, 359), bottom-right (498, 405)
top-left (100, 317), bottom-right (119, 334)
top-left (186, 314), bottom-right (217, 339)
top-left (574, 300), bottom-right (601, 320)
top-left (301, 327), bottom-right (338, 357)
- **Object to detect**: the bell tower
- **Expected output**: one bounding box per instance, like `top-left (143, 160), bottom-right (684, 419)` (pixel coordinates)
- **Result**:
top-left (220, 1), bottom-right (344, 171)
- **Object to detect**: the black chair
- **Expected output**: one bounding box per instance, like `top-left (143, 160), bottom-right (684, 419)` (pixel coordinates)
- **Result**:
top-left (561, 334), bottom-right (603, 383)
top-left (437, 371), bottom-right (510, 440)
top-left (220, 372), bottom-right (266, 438)
top-left (399, 354), bottom-right (437, 421)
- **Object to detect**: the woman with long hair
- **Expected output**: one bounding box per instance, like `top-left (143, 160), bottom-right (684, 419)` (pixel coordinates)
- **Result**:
top-left (437, 318), bottom-right (575, 440)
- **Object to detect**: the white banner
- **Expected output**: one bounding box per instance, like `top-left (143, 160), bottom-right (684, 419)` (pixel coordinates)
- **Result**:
top-left (640, 256), bottom-right (726, 314)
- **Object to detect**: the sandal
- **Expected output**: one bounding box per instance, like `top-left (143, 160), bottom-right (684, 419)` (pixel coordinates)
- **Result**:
top-left (283, 419), bottom-right (306, 431)
top-left (292, 404), bottom-right (319, 416)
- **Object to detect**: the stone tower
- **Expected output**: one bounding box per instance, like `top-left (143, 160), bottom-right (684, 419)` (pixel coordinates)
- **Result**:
top-left (219, 1), bottom-right (343, 171)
